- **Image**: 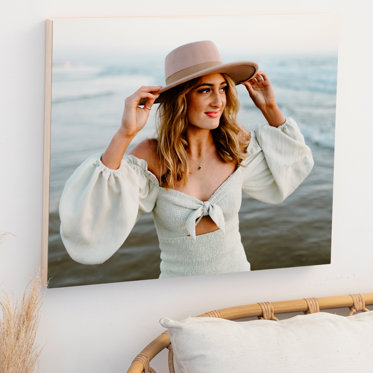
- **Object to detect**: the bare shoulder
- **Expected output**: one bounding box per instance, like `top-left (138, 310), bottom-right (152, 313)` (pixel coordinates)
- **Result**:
top-left (130, 138), bottom-right (162, 178)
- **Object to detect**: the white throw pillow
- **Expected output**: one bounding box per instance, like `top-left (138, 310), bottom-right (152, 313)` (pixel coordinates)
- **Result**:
top-left (160, 311), bottom-right (373, 373)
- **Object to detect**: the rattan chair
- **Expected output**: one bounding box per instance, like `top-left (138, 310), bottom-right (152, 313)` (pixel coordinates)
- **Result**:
top-left (127, 293), bottom-right (373, 373)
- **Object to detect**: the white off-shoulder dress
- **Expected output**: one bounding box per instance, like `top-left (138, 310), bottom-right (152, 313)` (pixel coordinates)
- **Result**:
top-left (59, 118), bottom-right (314, 278)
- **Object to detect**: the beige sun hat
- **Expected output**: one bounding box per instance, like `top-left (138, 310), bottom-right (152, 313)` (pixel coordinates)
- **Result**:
top-left (154, 40), bottom-right (258, 103)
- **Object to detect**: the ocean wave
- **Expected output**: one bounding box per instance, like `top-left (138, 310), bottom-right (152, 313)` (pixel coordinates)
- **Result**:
top-left (302, 128), bottom-right (335, 149)
top-left (274, 80), bottom-right (336, 95)
top-left (52, 91), bottom-right (114, 104)
top-left (261, 57), bottom-right (338, 95)
top-left (97, 65), bottom-right (152, 77)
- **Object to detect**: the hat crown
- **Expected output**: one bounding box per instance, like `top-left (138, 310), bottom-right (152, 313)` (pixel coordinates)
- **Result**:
top-left (165, 40), bottom-right (222, 84)
top-left (151, 40), bottom-right (258, 104)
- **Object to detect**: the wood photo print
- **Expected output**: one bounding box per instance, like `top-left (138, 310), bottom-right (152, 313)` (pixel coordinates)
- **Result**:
top-left (42, 14), bottom-right (337, 287)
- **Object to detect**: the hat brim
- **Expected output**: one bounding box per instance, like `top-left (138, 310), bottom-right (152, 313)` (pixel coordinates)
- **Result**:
top-left (139, 61), bottom-right (258, 105)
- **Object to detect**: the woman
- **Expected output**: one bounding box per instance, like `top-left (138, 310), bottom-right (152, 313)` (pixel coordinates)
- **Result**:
top-left (59, 40), bottom-right (314, 278)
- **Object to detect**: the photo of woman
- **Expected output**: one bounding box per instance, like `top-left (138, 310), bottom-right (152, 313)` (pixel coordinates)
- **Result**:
top-left (46, 15), bottom-right (337, 287)
top-left (59, 40), bottom-right (313, 278)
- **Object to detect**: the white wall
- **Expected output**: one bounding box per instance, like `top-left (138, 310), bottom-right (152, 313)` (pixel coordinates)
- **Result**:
top-left (1, 0), bottom-right (372, 372)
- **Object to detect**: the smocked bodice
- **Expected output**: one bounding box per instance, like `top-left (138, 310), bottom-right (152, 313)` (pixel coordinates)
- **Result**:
top-left (154, 169), bottom-right (242, 240)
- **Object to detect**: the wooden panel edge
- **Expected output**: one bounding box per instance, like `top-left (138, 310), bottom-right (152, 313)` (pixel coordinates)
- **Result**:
top-left (41, 19), bottom-right (53, 288)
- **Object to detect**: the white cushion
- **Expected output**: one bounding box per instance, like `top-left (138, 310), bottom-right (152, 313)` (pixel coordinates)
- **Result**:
top-left (160, 311), bottom-right (373, 373)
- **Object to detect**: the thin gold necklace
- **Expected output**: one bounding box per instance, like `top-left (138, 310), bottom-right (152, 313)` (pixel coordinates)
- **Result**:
top-left (188, 155), bottom-right (204, 171)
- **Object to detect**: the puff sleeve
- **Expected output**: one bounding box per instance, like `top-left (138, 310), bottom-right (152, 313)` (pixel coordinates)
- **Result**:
top-left (59, 154), bottom-right (159, 264)
top-left (242, 117), bottom-right (314, 204)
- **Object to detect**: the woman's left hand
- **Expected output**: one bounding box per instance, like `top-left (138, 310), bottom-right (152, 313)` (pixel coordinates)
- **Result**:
top-left (242, 71), bottom-right (276, 109)
top-left (242, 71), bottom-right (285, 127)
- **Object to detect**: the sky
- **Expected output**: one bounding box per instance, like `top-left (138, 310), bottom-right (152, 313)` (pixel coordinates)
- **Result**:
top-left (52, 13), bottom-right (338, 64)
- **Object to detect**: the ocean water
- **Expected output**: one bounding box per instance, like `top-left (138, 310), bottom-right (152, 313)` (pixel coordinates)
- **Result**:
top-left (48, 54), bottom-right (337, 287)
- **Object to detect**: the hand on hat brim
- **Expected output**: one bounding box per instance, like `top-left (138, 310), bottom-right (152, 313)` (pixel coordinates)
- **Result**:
top-left (242, 72), bottom-right (285, 126)
top-left (121, 85), bottom-right (163, 138)
top-left (241, 72), bottom-right (277, 108)
top-left (137, 87), bottom-right (163, 106)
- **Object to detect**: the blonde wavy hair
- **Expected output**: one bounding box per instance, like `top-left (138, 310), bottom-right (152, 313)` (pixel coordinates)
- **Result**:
top-left (156, 74), bottom-right (250, 188)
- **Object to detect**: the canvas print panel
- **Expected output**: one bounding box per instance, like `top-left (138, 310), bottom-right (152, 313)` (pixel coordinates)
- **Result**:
top-left (46, 14), bottom-right (337, 287)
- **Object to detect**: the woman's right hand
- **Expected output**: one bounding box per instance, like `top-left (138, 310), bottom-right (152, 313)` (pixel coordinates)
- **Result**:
top-left (101, 85), bottom-right (162, 169)
top-left (119, 85), bottom-right (163, 138)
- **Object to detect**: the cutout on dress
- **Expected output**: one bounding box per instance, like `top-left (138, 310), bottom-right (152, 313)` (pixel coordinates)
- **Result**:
top-left (195, 216), bottom-right (219, 236)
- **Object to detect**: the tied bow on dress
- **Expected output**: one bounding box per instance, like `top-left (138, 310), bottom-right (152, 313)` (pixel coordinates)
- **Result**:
top-left (185, 200), bottom-right (225, 239)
